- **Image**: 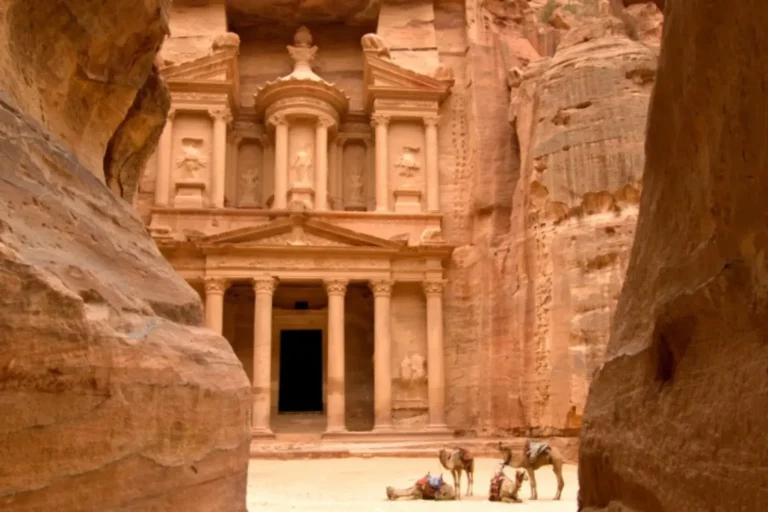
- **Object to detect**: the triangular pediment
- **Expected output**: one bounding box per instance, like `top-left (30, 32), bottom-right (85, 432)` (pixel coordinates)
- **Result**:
top-left (160, 49), bottom-right (238, 83)
top-left (199, 214), bottom-right (403, 250)
top-left (364, 54), bottom-right (450, 92)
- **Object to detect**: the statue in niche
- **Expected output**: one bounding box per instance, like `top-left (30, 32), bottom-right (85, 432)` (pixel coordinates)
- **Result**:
top-left (238, 167), bottom-right (261, 207)
top-left (399, 353), bottom-right (427, 386)
top-left (346, 152), bottom-right (365, 206)
top-left (395, 146), bottom-right (421, 178)
top-left (176, 138), bottom-right (208, 181)
top-left (291, 145), bottom-right (313, 185)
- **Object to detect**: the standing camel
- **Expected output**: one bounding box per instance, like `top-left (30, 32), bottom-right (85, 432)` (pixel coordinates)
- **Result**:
top-left (438, 447), bottom-right (474, 498)
top-left (498, 440), bottom-right (564, 500)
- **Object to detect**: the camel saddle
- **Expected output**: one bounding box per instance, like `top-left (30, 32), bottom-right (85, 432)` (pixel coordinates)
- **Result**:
top-left (526, 440), bottom-right (551, 463)
top-left (488, 473), bottom-right (504, 502)
top-left (416, 474), bottom-right (443, 500)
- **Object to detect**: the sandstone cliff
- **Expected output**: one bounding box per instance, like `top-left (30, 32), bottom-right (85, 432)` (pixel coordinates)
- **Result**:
top-left (0, 1), bottom-right (251, 510)
top-left (579, 0), bottom-right (768, 510)
top-left (441, 1), bottom-right (658, 436)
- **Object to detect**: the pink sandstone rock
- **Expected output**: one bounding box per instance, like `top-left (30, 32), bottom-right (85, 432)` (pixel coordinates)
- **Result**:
top-left (579, 0), bottom-right (768, 510)
top-left (0, 0), bottom-right (251, 509)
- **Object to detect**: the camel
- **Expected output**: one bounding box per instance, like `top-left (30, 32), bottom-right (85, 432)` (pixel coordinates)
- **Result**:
top-left (498, 440), bottom-right (565, 500)
top-left (385, 473), bottom-right (457, 501)
top-left (438, 446), bottom-right (475, 498)
top-left (489, 463), bottom-right (529, 503)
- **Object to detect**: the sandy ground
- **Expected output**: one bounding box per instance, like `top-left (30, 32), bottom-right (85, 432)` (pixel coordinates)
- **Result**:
top-left (248, 457), bottom-right (578, 511)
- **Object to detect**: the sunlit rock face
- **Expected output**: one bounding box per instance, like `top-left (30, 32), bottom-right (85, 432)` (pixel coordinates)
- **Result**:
top-left (579, 0), bottom-right (768, 510)
top-left (0, 0), bottom-right (251, 510)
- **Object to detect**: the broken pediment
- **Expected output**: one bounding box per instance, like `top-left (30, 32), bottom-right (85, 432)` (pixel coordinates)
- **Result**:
top-left (160, 38), bottom-right (239, 84)
top-left (198, 214), bottom-right (403, 250)
top-left (362, 50), bottom-right (453, 110)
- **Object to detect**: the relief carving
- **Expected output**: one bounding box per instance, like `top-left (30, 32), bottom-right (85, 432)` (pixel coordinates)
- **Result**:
top-left (344, 145), bottom-right (366, 208)
top-left (395, 353), bottom-right (428, 407)
top-left (176, 138), bottom-right (208, 181)
top-left (238, 167), bottom-right (261, 207)
top-left (291, 145), bottom-right (313, 185)
top-left (395, 146), bottom-right (421, 178)
top-left (419, 227), bottom-right (445, 245)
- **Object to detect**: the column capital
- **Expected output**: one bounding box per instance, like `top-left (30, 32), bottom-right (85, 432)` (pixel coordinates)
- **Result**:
top-left (227, 131), bottom-right (243, 146)
top-left (422, 279), bottom-right (446, 297)
top-left (316, 116), bottom-right (335, 130)
top-left (324, 278), bottom-right (349, 296)
top-left (167, 107), bottom-right (178, 121)
top-left (371, 113), bottom-right (391, 128)
top-left (204, 277), bottom-right (229, 294)
top-left (423, 114), bottom-right (441, 127)
top-left (369, 279), bottom-right (394, 297)
top-left (269, 113), bottom-right (290, 128)
top-left (252, 277), bottom-right (277, 295)
top-left (208, 107), bottom-right (233, 124)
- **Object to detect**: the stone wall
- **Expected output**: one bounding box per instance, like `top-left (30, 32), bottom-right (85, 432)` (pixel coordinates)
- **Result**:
top-left (579, 0), bottom-right (768, 510)
top-left (0, 0), bottom-right (251, 510)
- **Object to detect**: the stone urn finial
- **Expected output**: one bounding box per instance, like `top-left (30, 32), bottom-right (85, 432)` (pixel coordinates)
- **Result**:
top-left (294, 26), bottom-right (313, 47)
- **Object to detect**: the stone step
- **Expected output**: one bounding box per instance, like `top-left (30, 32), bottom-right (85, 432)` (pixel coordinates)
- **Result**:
top-left (250, 436), bottom-right (580, 463)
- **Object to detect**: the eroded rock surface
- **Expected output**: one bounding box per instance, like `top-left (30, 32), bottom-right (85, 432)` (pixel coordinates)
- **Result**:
top-left (0, 0), bottom-right (251, 510)
top-left (445, 6), bottom-right (657, 436)
top-left (579, 0), bottom-right (768, 510)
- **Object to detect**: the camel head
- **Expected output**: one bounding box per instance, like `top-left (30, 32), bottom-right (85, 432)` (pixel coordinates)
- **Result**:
top-left (515, 469), bottom-right (528, 483)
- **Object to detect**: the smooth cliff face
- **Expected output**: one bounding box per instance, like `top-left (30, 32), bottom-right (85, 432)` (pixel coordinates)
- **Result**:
top-left (443, 1), bottom-right (659, 436)
top-left (0, 1), bottom-right (251, 510)
top-left (579, 0), bottom-right (768, 510)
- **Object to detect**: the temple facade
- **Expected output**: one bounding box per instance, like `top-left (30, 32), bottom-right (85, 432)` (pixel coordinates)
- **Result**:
top-left (137, 12), bottom-right (458, 439)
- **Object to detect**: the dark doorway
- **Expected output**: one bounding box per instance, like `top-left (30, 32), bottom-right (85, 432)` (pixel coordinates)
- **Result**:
top-left (278, 329), bottom-right (324, 413)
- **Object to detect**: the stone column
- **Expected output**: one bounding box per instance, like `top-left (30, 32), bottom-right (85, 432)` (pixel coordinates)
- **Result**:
top-left (423, 280), bottom-right (447, 429)
top-left (424, 115), bottom-right (440, 212)
top-left (370, 279), bottom-right (394, 431)
top-left (334, 137), bottom-right (346, 210)
top-left (204, 277), bottom-right (228, 335)
top-left (227, 133), bottom-right (241, 207)
top-left (315, 117), bottom-right (332, 211)
top-left (273, 115), bottom-right (289, 209)
top-left (252, 277), bottom-right (277, 437)
top-left (324, 279), bottom-right (348, 433)
top-left (154, 109), bottom-right (175, 207)
top-left (371, 114), bottom-right (390, 212)
top-left (209, 107), bottom-right (232, 209)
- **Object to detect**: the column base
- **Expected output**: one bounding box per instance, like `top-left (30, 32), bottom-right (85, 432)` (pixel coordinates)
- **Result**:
top-left (251, 427), bottom-right (276, 440)
top-left (321, 427), bottom-right (349, 439)
top-left (371, 423), bottom-right (395, 434)
top-left (375, 206), bottom-right (389, 213)
top-left (425, 423), bottom-right (452, 434)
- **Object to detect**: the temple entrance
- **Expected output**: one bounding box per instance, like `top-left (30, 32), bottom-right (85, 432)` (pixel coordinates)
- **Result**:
top-left (278, 329), bottom-right (324, 413)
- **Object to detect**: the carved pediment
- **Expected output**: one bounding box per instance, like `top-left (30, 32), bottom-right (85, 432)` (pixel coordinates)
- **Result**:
top-left (160, 45), bottom-right (239, 84)
top-left (363, 52), bottom-right (453, 110)
top-left (198, 214), bottom-right (403, 250)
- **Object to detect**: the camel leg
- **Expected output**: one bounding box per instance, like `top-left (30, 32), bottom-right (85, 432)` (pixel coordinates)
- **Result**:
top-left (527, 467), bottom-right (538, 500)
top-left (387, 485), bottom-right (421, 501)
top-left (552, 460), bottom-right (564, 500)
top-left (467, 469), bottom-right (474, 496)
top-left (453, 469), bottom-right (461, 500)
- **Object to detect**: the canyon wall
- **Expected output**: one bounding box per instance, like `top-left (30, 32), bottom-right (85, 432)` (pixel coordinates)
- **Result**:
top-left (441, 0), bottom-right (659, 435)
top-left (579, 0), bottom-right (768, 510)
top-left (0, 1), bottom-right (251, 510)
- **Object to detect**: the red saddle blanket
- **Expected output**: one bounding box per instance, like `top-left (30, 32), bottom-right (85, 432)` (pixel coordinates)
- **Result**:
top-left (416, 475), bottom-right (442, 500)
top-left (488, 474), bottom-right (504, 502)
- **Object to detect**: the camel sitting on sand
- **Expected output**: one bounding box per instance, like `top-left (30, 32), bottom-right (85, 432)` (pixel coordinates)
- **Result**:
top-left (438, 447), bottom-right (475, 498)
top-left (488, 463), bottom-right (528, 503)
top-left (498, 439), bottom-right (564, 500)
top-left (385, 473), bottom-right (457, 501)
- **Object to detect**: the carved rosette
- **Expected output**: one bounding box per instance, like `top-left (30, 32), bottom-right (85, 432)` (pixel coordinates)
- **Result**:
top-left (204, 278), bottom-right (229, 294)
top-left (370, 113), bottom-right (391, 128)
top-left (369, 279), bottom-right (394, 298)
top-left (252, 277), bottom-right (277, 295)
top-left (422, 280), bottom-right (446, 297)
top-left (324, 279), bottom-right (349, 296)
